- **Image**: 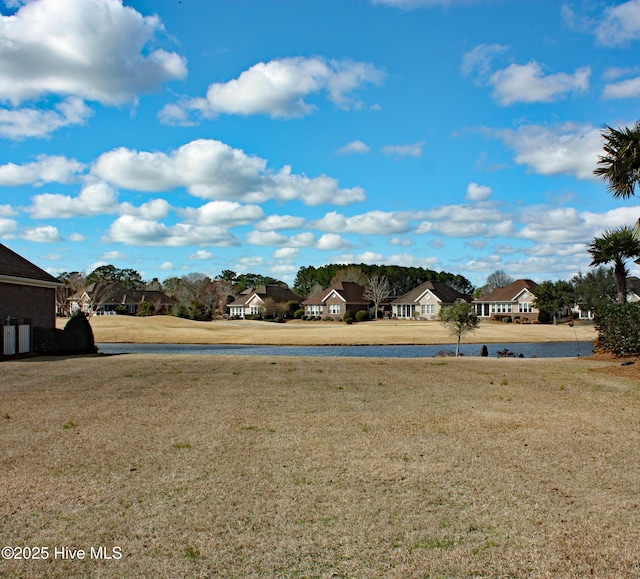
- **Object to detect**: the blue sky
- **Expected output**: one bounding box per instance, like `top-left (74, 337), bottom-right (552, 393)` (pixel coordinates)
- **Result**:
top-left (2, 0), bottom-right (640, 288)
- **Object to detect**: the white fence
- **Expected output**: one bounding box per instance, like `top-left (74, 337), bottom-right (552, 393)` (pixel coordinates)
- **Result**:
top-left (2, 325), bottom-right (31, 356)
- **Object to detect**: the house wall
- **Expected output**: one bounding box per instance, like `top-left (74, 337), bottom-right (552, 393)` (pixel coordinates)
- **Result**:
top-left (324, 295), bottom-right (345, 319)
top-left (0, 282), bottom-right (56, 328)
top-left (417, 293), bottom-right (441, 320)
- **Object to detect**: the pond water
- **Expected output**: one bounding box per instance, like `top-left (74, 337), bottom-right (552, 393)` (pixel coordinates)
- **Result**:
top-left (96, 341), bottom-right (593, 359)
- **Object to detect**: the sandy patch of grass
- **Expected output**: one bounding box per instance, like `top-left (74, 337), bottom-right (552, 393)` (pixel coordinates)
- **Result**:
top-left (66, 315), bottom-right (598, 346)
top-left (1, 354), bottom-right (638, 577)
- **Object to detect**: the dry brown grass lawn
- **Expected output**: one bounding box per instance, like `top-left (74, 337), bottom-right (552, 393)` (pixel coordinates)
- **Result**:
top-left (68, 315), bottom-right (598, 346)
top-left (2, 354), bottom-right (639, 578)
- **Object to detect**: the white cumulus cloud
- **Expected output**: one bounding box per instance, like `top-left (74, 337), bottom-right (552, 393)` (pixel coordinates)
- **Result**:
top-left (162, 56), bottom-right (383, 122)
top-left (0, 97), bottom-right (93, 139)
top-left (496, 123), bottom-right (603, 180)
top-left (0, 0), bottom-right (187, 106)
top-left (92, 139), bottom-right (366, 206)
top-left (594, 0), bottom-right (640, 46)
top-left (0, 155), bottom-right (84, 186)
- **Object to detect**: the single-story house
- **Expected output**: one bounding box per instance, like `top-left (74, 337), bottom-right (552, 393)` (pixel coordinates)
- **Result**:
top-left (391, 281), bottom-right (471, 320)
top-left (301, 281), bottom-right (369, 319)
top-left (0, 243), bottom-right (61, 329)
top-left (473, 279), bottom-right (539, 322)
top-left (575, 276), bottom-right (640, 320)
top-left (69, 282), bottom-right (174, 315)
top-left (627, 276), bottom-right (640, 303)
top-left (228, 285), bottom-right (303, 318)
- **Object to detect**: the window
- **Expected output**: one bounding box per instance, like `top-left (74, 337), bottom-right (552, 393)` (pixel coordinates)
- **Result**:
top-left (306, 305), bottom-right (324, 316)
top-left (421, 304), bottom-right (435, 315)
top-left (328, 304), bottom-right (341, 315)
top-left (519, 302), bottom-right (533, 313)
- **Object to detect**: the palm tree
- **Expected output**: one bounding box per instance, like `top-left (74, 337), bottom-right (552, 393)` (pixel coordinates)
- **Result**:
top-left (587, 226), bottom-right (640, 303)
top-left (594, 122), bottom-right (640, 200)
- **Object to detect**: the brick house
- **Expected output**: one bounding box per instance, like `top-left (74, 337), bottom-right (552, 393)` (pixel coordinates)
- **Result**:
top-left (391, 280), bottom-right (471, 320)
top-left (301, 281), bottom-right (370, 319)
top-left (0, 243), bottom-right (61, 329)
top-left (228, 285), bottom-right (303, 318)
top-left (473, 279), bottom-right (539, 322)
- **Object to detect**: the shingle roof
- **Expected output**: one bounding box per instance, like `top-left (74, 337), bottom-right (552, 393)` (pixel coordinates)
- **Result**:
top-left (473, 279), bottom-right (538, 303)
top-left (234, 285), bottom-right (303, 306)
top-left (391, 280), bottom-right (469, 305)
top-left (70, 282), bottom-right (174, 306)
top-left (301, 281), bottom-right (368, 305)
top-left (0, 243), bottom-right (60, 285)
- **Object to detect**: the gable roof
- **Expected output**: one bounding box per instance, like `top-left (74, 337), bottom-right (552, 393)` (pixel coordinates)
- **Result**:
top-left (473, 279), bottom-right (538, 303)
top-left (302, 281), bottom-right (368, 305)
top-left (70, 282), bottom-right (174, 306)
top-left (391, 280), bottom-right (469, 305)
top-left (234, 285), bottom-right (302, 306)
top-left (0, 243), bottom-right (61, 288)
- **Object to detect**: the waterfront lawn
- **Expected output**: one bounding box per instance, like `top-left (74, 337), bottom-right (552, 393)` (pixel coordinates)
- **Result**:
top-left (1, 354), bottom-right (638, 578)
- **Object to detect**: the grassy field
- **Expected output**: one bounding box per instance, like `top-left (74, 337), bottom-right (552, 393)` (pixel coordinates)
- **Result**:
top-left (2, 353), bottom-right (639, 577)
top-left (67, 314), bottom-right (599, 346)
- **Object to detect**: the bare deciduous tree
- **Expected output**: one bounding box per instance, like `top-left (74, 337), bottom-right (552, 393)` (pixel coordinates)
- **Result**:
top-left (364, 275), bottom-right (390, 319)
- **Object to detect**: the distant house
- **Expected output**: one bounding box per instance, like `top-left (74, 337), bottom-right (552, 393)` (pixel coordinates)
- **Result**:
top-left (391, 281), bottom-right (471, 320)
top-left (627, 276), bottom-right (640, 303)
top-left (228, 285), bottom-right (303, 319)
top-left (301, 281), bottom-right (369, 319)
top-left (473, 279), bottom-right (539, 322)
top-left (0, 243), bottom-right (61, 329)
top-left (575, 276), bottom-right (640, 320)
top-left (68, 282), bottom-right (174, 315)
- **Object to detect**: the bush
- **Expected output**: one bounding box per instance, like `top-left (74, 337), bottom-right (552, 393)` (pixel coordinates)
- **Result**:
top-left (64, 312), bottom-right (96, 354)
top-left (136, 301), bottom-right (154, 317)
top-left (594, 303), bottom-right (640, 355)
top-left (294, 309), bottom-right (305, 319)
top-left (34, 312), bottom-right (96, 355)
top-left (343, 311), bottom-right (354, 323)
top-left (537, 310), bottom-right (552, 324)
top-left (355, 310), bottom-right (369, 322)
top-left (502, 317), bottom-right (512, 323)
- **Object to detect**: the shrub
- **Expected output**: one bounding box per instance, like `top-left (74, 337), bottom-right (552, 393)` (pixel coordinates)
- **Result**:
top-left (136, 301), bottom-right (154, 317)
top-left (173, 303), bottom-right (189, 319)
top-left (34, 312), bottom-right (96, 355)
top-left (537, 310), bottom-right (552, 324)
top-left (343, 311), bottom-right (354, 323)
top-left (355, 310), bottom-right (369, 322)
top-left (502, 317), bottom-right (512, 323)
top-left (116, 305), bottom-right (128, 315)
top-left (294, 309), bottom-right (305, 319)
top-left (64, 312), bottom-right (96, 354)
top-left (594, 303), bottom-right (640, 355)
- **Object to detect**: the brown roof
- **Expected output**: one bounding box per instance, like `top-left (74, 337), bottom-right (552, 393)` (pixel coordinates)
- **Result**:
top-left (234, 285), bottom-right (303, 306)
top-left (474, 279), bottom-right (538, 303)
top-left (391, 280), bottom-right (470, 305)
top-left (70, 282), bottom-right (174, 306)
top-left (0, 243), bottom-right (60, 285)
top-left (301, 281), bottom-right (368, 305)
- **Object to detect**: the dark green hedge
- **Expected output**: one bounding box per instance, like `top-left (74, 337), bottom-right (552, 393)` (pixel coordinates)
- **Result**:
top-left (34, 313), bottom-right (96, 355)
top-left (594, 303), bottom-right (640, 355)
